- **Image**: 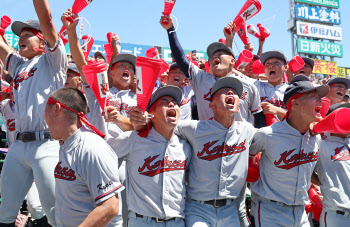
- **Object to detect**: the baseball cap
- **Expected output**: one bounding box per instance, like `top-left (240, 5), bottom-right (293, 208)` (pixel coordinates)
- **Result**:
top-left (12, 20), bottom-right (41, 36)
top-left (94, 51), bottom-right (106, 61)
top-left (326, 77), bottom-right (350, 89)
top-left (67, 63), bottom-right (80, 76)
top-left (302, 57), bottom-right (314, 68)
top-left (260, 50), bottom-right (287, 65)
top-left (207, 42), bottom-right (235, 60)
top-left (169, 63), bottom-right (179, 71)
top-left (283, 80), bottom-right (329, 104)
top-left (327, 102), bottom-right (350, 116)
top-left (288, 75), bottom-right (309, 84)
top-left (191, 50), bottom-right (197, 54)
top-left (111, 53), bottom-right (136, 70)
top-left (147, 85), bottom-right (183, 111)
top-left (211, 76), bottom-right (243, 99)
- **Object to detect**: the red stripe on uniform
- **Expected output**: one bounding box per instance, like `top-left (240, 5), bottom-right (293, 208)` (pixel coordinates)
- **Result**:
top-left (324, 212), bottom-right (327, 227)
top-left (49, 39), bottom-right (61, 52)
top-left (251, 107), bottom-right (262, 113)
top-left (258, 201), bottom-right (261, 227)
top-left (94, 184), bottom-right (123, 201)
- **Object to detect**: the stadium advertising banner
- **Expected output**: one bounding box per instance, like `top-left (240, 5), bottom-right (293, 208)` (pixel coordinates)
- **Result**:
top-left (312, 59), bottom-right (337, 75)
top-left (296, 21), bottom-right (342, 41)
top-left (295, 4), bottom-right (340, 24)
top-left (295, 0), bottom-right (339, 8)
top-left (162, 47), bottom-right (208, 64)
top-left (337, 67), bottom-right (350, 78)
top-left (298, 38), bottom-right (343, 57)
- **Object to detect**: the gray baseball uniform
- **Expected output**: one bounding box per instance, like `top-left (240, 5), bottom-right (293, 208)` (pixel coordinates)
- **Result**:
top-left (179, 85), bottom-right (194, 120)
top-left (314, 135), bottom-right (350, 227)
top-left (250, 120), bottom-right (321, 227)
top-left (0, 38), bottom-right (67, 226)
top-left (0, 99), bottom-right (16, 146)
top-left (55, 125), bottom-right (124, 227)
top-left (187, 65), bottom-right (262, 122)
top-left (175, 119), bottom-right (256, 227)
top-left (107, 128), bottom-right (191, 224)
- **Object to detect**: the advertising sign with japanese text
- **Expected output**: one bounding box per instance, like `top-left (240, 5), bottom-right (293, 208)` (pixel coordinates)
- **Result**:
top-left (337, 67), bottom-right (350, 78)
top-left (89, 40), bottom-right (153, 57)
top-left (298, 38), bottom-right (342, 57)
top-left (295, 4), bottom-right (340, 24)
top-left (296, 21), bottom-right (342, 41)
top-left (295, 0), bottom-right (339, 8)
top-left (162, 47), bottom-right (208, 64)
top-left (312, 59), bottom-right (337, 75)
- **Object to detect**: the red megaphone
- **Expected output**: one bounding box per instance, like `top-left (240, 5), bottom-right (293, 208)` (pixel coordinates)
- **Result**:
top-left (236, 21), bottom-right (250, 45)
top-left (103, 44), bottom-right (113, 64)
top-left (205, 61), bottom-right (210, 73)
top-left (247, 24), bottom-right (260, 38)
top-left (320, 98), bottom-right (330, 118)
top-left (107, 32), bottom-right (115, 44)
top-left (313, 108), bottom-right (350, 134)
top-left (246, 153), bottom-right (260, 182)
top-left (252, 59), bottom-right (265, 74)
top-left (81, 35), bottom-right (94, 60)
top-left (0, 15), bottom-right (11, 37)
top-left (234, 49), bottom-right (253, 71)
top-left (218, 38), bottom-right (226, 45)
top-left (308, 186), bottom-right (323, 222)
top-left (225, 0), bottom-right (261, 34)
top-left (265, 114), bottom-right (278, 126)
top-left (146, 47), bottom-right (160, 59)
top-left (257, 23), bottom-right (270, 41)
top-left (162, 0), bottom-right (177, 24)
top-left (288, 56), bottom-right (305, 73)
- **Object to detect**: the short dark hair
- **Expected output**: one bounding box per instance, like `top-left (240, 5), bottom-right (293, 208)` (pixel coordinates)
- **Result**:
top-left (50, 87), bottom-right (87, 120)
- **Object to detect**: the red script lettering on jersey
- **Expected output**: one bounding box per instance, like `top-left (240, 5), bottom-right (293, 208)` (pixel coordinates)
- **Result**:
top-left (138, 155), bottom-right (188, 177)
top-left (14, 67), bottom-right (37, 90)
top-left (274, 149), bottom-right (318, 170)
top-left (331, 146), bottom-right (350, 161)
top-left (7, 119), bottom-right (15, 131)
top-left (54, 161), bottom-right (77, 181)
top-left (197, 140), bottom-right (246, 161)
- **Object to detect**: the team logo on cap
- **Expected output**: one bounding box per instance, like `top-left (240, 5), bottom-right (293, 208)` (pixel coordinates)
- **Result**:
top-left (138, 155), bottom-right (188, 177)
top-left (331, 146), bottom-right (350, 161)
top-left (274, 149), bottom-right (318, 170)
top-left (197, 140), bottom-right (246, 161)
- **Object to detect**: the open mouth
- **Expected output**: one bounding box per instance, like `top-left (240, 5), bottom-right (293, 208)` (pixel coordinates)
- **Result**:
top-left (269, 70), bottom-right (276, 76)
top-left (122, 71), bottom-right (130, 80)
top-left (337, 91), bottom-right (345, 97)
top-left (173, 77), bottom-right (180, 82)
top-left (225, 96), bottom-right (235, 107)
top-left (315, 105), bottom-right (322, 116)
top-left (213, 59), bottom-right (220, 67)
top-left (19, 44), bottom-right (26, 50)
top-left (300, 70), bottom-right (305, 74)
top-left (166, 109), bottom-right (177, 120)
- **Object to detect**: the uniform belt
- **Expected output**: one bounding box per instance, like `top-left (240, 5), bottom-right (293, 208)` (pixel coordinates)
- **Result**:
top-left (15, 131), bottom-right (51, 142)
top-left (336, 210), bottom-right (350, 216)
top-left (135, 213), bottom-right (176, 223)
top-left (191, 198), bottom-right (233, 208)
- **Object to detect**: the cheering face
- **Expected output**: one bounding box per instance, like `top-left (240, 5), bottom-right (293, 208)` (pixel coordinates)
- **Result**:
top-left (65, 70), bottom-right (81, 90)
top-left (264, 58), bottom-right (287, 86)
top-left (167, 67), bottom-right (185, 87)
top-left (210, 88), bottom-right (240, 115)
top-left (243, 60), bottom-right (257, 78)
top-left (296, 91), bottom-right (323, 123)
top-left (111, 61), bottom-right (135, 89)
top-left (327, 83), bottom-right (347, 105)
top-left (294, 63), bottom-right (313, 77)
top-left (18, 30), bottom-right (44, 59)
top-left (209, 51), bottom-right (235, 78)
top-left (150, 96), bottom-right (180, 128)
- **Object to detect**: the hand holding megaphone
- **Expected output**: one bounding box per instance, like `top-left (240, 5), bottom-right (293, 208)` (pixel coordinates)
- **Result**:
top-left (223, 22), bottom-right (236, 39)
top-left (0, 15), bottom-right (11, 37)
top-left (109, 33), bottom-right (121, 55)
top-left (247, 24), bottom-right (260, 38)
top-left (61, 9), bottom-right (79, 31)
top-left (257, 23), bottom-right (270, 41)
top-left (160, 15), bottom-right (174, 30)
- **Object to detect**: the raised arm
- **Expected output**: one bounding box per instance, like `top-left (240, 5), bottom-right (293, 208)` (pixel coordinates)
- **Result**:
top-left (0, 36), bottom-right (13, 64)
top-left (223, 22), bottom-right (236, 49)
top-left (33, 0), bottom-right (58, 48)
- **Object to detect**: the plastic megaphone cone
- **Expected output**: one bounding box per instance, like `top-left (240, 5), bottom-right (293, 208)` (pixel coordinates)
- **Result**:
top-left (257, 23), bottom-right (270, 40)
top-left (265, 114), bottom-right (278, 126)
top-left (205, 61), bottom-right (210, 73)
top-left (218, 38), bottom-right (226, 44)
top-left (103, 43), bottom-right (113, 64)
top-left (234, 49), bottom-right (253, 71)
top-left (160, 59), bottom-right (169, 75)
top-left (82, 60), bottom-right (109, 111)
top-left (162, 0), bottom-right (177, 24)
top-left (135, 57), bottom-right (163, 112)
top-left (308, 186), bottom-right (323, 222)
top-left (72, 0), bottom-right (93, 14)
top-left (0, 15), bottom-right (11, 37)
top-left (252, 59), bottom-right (265, 74)
top-left (320, 97), bottom-right (330, 118)
top-left (246, 153), bottom-right (260, 182)
top-left (247, 24), bottom-right (260, 38)
top-left (146, 47), bottom-right (160, 59)
top-left (59, 26), bottom-right (69, 45)
top-left (107, 32), bottom-right (115, 44)
top-left (81, 35), bottom-right (94, 60)
top-left (305, 200), bottom-right (314, 214)
top-left (288, 56), bottom-right (305, 73)
top-left (225, 0), bottom-right (261, 34)
top-left (313, 108), bottom-right (350, 134)
top-left (236, 22), bottom-right (250, 45)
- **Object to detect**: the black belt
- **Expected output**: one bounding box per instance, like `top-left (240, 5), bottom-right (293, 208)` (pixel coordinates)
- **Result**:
top-left (202, 199), bottom-right (234, 208)
top-left (16, 132), bottom-right (51, 142)
top-left (336, 210), bottom-right (350, 216)
top-left (135, 213), bottom-right (177, 223)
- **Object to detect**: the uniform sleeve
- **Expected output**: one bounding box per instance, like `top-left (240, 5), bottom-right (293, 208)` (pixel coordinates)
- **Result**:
top-left (249, 128), bottom-right (268, 155)
top-left (107, 130), bottom-right (135, 158)
top-left (175, 120), bottom-right (198, 141)
top-left (4, 52), bottom-right (25, 78)
top-left (249, 82), bottom-right (262, 115)
top-left (43, 38), bottom-right (68, 86)
top-left (79, 142), bottom-right (124, 205)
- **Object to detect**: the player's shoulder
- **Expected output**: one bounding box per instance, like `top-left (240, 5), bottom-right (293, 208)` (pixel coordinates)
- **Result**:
top-left (235, 121), bottom-right (256, 132)
top-left (177, 119), bottom-right (199, 129)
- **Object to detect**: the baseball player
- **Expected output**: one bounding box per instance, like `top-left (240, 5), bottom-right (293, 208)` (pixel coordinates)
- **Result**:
top-left (249, 80), bottom-right (329, 227)
top-left (312, 103), bottom-right (350, 227)
top-left (160, 15), bottom-right (265, 127)
top-left (65, 62), bottom-right (82, 90)
top-left (165, 63), bottom-right (195, 120)
top-left (44, 87), bottom-right (124, 227)
top-left (325, 77), bottom-right (350, 106)
top-left (0, 0), bottom-right (68, 225)
top-left (254, 51), bottom-right (289, 124)
top-left (108, 86), bottom-right (192, 226)
top-left (293, 57), bottom-right (314, 78)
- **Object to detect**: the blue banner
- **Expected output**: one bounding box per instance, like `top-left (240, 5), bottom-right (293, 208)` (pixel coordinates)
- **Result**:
top-left (89, 40), bottom-right (153, 57)
top-left (295, 4), bottom-right (341, 24)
